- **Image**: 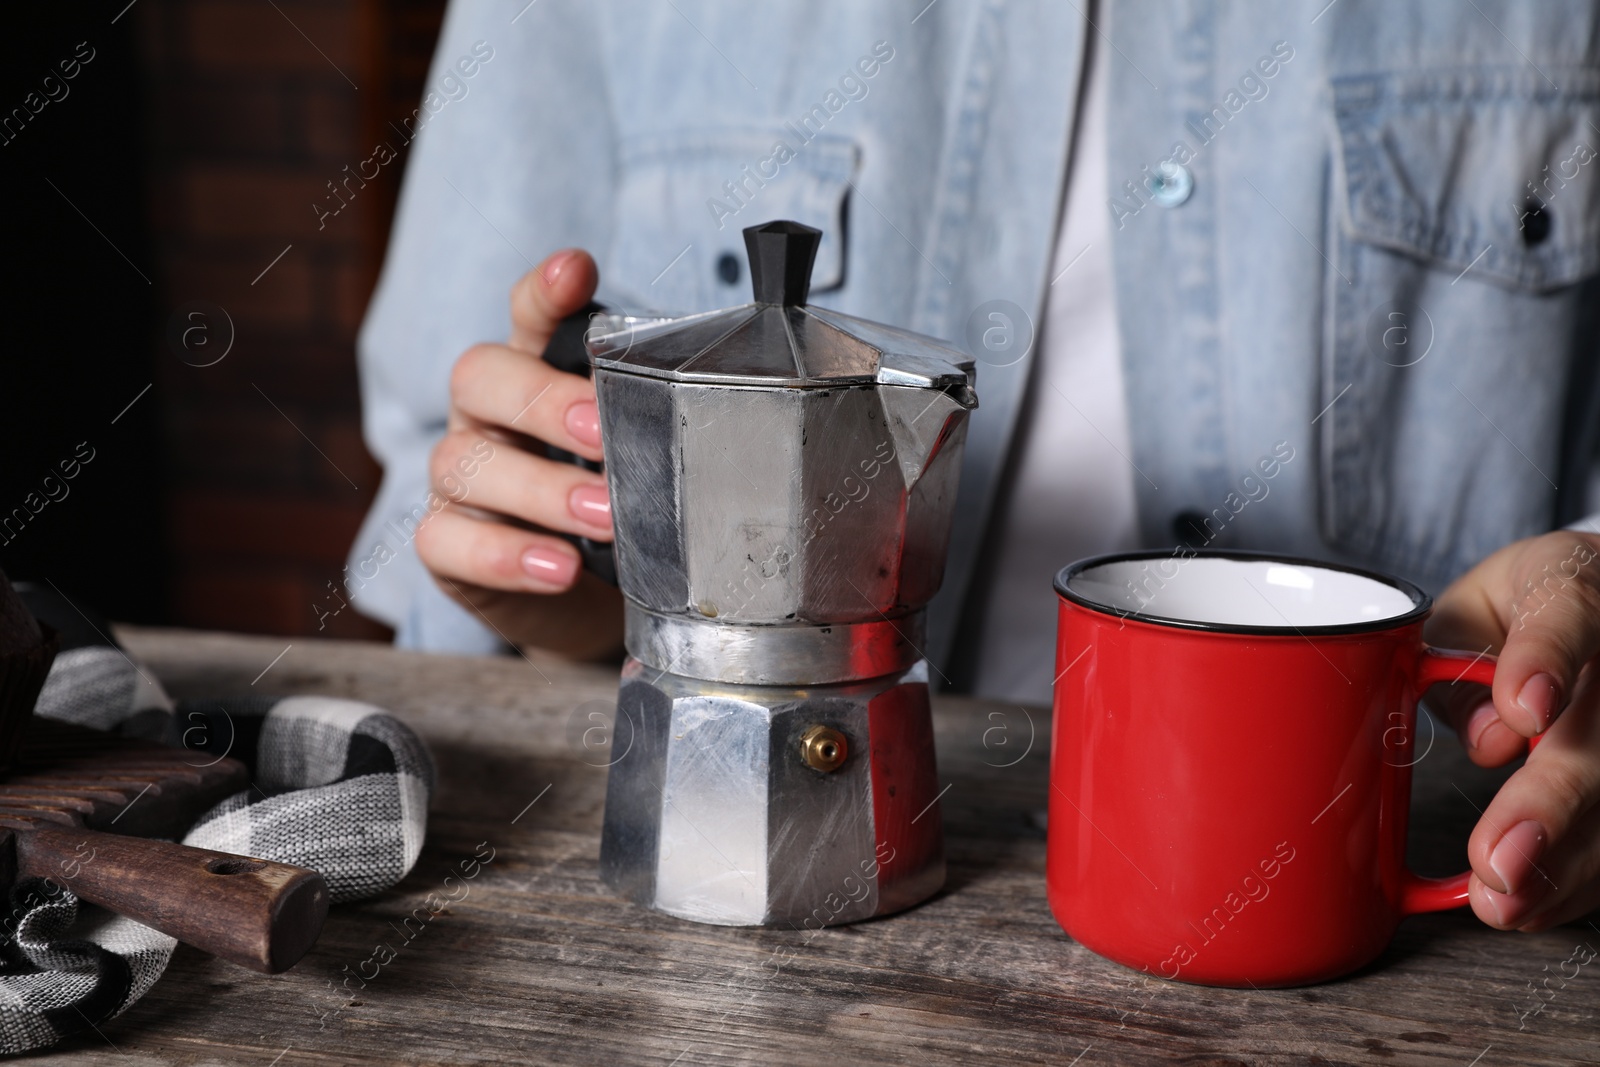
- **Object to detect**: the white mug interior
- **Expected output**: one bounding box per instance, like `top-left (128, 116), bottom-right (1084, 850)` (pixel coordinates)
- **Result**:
top-left (1065, 556), bottom-right (1419, 630)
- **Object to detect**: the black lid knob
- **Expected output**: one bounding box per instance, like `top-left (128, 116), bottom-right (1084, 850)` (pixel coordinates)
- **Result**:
top-left (743, 220), bottom-right (822, 306)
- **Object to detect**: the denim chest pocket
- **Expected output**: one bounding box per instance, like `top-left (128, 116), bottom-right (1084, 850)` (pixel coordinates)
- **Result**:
top-left (605, 129), bottom-right (858, 313)
top-left (1322, 66), bottom-right (1600, 586)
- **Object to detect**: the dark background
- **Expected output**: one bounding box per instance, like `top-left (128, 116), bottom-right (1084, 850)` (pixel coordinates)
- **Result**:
top-left (0, 0), bottom-right (451, 639)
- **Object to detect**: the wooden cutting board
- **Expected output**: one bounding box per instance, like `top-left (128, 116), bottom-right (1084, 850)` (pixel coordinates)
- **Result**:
top-left (0, 717), bottom-right (327, 973)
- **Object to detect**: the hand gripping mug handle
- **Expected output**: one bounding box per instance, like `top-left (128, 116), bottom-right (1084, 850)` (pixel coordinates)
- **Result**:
top-left (1399, 647), bottom-right (1514, 915)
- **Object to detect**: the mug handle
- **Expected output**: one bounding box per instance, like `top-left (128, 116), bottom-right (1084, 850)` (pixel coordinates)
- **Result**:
top-left (1399, 646), bottom-right (1533, 915)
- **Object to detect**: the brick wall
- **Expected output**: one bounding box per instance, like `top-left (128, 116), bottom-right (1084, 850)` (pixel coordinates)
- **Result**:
top-left (138, 0), bottom-right (446, 639)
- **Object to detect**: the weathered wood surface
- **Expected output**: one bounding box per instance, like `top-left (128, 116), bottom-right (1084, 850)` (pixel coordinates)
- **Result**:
top-left (22, 627), bottom-right (1594, 1066)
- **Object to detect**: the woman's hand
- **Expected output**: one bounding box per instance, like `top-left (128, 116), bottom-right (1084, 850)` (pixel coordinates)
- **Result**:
top-left (1426, 529), bottom-right (1600, 931)
top-left (414, 249), bottom-right (624, 659)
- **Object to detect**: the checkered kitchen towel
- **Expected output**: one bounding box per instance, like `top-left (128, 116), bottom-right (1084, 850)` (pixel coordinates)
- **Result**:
top-left (0, 635), bottom-right (433, 1055)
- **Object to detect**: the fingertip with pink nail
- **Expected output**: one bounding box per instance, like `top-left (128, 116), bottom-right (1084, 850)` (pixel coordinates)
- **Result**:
top-left (565, 401), bottom-right (602, 449)
top-left (1488, 819), bottom-right (1547, 896)
top-left (521, 545), bottom-right (578, 588)
top-left (1466, 700), bottom-right (1499, 752)
top-left (1514, 672), bottom-right (1561, 734)
top-left (543, 248), bottom-right (580, 288)
top-left (569, 482), bottom-right (611, 530)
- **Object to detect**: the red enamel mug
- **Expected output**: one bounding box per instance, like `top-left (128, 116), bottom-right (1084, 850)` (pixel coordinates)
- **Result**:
top-left (1047, 550), bottom-right (1497, 987)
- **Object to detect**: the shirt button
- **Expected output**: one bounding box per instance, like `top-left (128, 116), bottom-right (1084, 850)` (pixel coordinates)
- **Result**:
top-left (1172, 510), bottom-right (1209, 547)
top-left (1147, 161), bottom-right (1193, 208)
top-left (716, 251), bottom-right (742, 285)
top-left (1520, 199), bottom-right (1551, 247)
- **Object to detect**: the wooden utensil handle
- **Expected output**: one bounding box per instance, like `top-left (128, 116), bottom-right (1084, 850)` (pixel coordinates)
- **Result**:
top-left (16, 826), bottom-right (329, 974)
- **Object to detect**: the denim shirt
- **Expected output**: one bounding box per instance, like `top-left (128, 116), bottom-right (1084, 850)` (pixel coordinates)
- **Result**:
top-left (351, 0), bottom-right (1600, 673)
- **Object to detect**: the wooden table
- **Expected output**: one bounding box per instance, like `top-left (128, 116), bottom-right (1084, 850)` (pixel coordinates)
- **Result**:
top-left (29, 628), bottom-right (1598, 1066)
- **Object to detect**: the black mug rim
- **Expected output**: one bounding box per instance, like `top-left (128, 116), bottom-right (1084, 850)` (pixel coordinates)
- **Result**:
top-left (1053, 549), bottom-right (1433, 636)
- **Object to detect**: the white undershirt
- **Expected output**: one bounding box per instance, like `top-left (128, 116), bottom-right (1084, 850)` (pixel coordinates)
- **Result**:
top-left (971, 34), bottom-right (1136, 705)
